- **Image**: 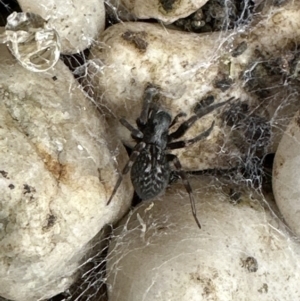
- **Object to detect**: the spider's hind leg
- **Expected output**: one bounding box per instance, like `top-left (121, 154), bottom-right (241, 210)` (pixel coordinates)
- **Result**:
top-left (107, 142), bottom-right (146, 205)
top-left (166, 154), bottom-right (201, 229)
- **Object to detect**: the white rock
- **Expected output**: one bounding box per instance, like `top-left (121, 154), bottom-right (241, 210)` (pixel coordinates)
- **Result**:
top-left (0, 47), bottom-right (132, 300)
top-left (117, 0), bottom-right (208, 23)
top-left (106, 176), bottom-right (300, 301)
top-left (89, 2), bottom-right (300, 170)
top-left (89, 22), bottom-right (240, 171)
top-left (18, 0), bottom-right (105, 54)
top-left (105, 0), bottom-right (137, 21)
top-left (273, 110), bottom-right (300, 237)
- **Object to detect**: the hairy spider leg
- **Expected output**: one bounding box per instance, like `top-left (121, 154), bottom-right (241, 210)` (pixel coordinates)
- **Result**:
top-left (107, 142), bottom-right (146, 205)
top-left (168, 97), bottom-right (234, 141)
top-left (120, 118), bottom-right (143, 140)
top-left (167, 121), bottom-right (215, 150)
top-left (137, 84), bottom-right (159, 126)
top-left (169, 112), bottom-right (187, 128)
top-left (167, 154), bottom-right (201, 229)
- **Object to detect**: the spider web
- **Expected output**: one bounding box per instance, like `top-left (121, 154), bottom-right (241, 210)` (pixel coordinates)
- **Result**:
top-left (1, 0), bottom-right (300, 300)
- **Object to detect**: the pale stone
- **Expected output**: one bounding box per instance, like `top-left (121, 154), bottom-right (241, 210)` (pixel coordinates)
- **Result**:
top-left (89, 22), bottom-right (239, 171)
top-left (106, 176), bottom-right (300, 301)
top-left (273, 110), bottom-right (300, 237)
top-left (18, 0), bottom-right (106, 54)
top-left (89, 2), bottom-right (300, 170)
top-left (0, 47), bottom-right (132, 300)
top-left (118, 0), bottom-right (209, 23)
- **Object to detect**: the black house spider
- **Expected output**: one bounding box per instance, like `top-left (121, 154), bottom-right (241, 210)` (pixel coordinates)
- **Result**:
top-left (107, 84), bottom-right (232, 228)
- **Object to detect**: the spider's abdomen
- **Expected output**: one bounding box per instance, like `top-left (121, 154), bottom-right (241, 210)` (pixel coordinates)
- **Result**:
top-left (131, 145), bottom-right (170, 200)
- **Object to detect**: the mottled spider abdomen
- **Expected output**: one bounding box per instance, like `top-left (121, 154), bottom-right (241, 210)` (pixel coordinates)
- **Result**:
top-left (131, 145), bottom-right (170, 200)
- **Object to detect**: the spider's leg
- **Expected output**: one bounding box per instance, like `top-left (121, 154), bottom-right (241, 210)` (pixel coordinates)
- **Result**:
top-left (107, 142), bottom-right (146, 205)
top-left (194, 97), bottom-right (235, 119)
top-left (167, 121), bottom-right (214, 150)
top-left (137, 84), bottom-right (159, 126)
top-left (169, 112), bottom-right (187, 128)
top-left (168, 115), bottom-right (198, 142)
top-left (168, 97), bottom-right (234, 141)
top-left (167, 154), bottom-right (201, 229)
top-left (120, 118), bottom-right (143, 140)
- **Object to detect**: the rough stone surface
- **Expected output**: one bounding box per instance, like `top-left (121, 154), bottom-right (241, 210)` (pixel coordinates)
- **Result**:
top-left (0, 49), bottom-right (132, 301)
top-left (18, 0), bottom-right (106, 54)
top-left (273, 110), bottom-right (300, 237)
top-left (89, 3), bottom-right (300, 170)
top-left (89, 22), bottom-right (239, 171)
top-left (107, 177), bottom-right (300, 301)
top-left (119, 0), bottom-right (209, 23)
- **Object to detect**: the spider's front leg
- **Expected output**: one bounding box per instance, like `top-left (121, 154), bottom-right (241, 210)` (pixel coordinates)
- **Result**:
top-left (167, 121), bottom-right (215, 150)
top-left (137, 83), bottom-right (159, 126)
top-left (168, 97), bottom-right (234, 142)
top-left (167, 154), bottom-right (201, 229)
top-left (120, 118), bottom-right (143, 140)
top-left (107, 142), bottom-right (146, 205)
top-left (169, 112), bottom-right (187, 129)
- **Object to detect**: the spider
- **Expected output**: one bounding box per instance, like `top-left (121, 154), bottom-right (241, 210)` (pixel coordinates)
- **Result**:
top-left (107, 84), bottom-right (232, 228)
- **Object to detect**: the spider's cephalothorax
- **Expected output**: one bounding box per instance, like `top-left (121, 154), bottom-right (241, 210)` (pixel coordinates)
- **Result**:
top-left (107, 84), bottom-right (232, 229)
